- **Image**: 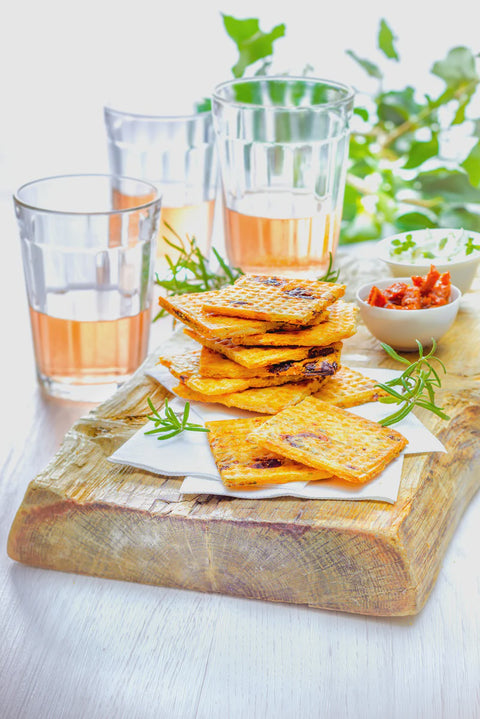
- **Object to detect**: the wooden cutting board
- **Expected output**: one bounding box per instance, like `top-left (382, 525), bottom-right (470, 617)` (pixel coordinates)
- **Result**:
top-left (7, 269), bottom-right (480, 616)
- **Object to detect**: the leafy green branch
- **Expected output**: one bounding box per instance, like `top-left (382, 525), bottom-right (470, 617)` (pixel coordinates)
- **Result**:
top-left (145, 398), bottom-right (209, 440)
top-left (376, 340), bottom-right (449, 426)
top-left (342, 24), bottom-right (480, 242)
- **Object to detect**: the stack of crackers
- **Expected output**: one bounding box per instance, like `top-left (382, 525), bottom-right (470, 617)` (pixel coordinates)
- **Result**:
top-left (156, 274), bottom-right (406, 489)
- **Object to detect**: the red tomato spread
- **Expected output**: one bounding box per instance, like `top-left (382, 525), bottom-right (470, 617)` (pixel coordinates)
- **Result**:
top-left (367, 266), bottom-right (451, 310)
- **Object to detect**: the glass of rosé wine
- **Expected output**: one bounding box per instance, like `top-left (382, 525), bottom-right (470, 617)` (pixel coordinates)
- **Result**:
top-left (104, 104), bottom-right (217, 268)
top-left (13, 174), bottom-right (162, 402)
top-left (211, 76), bottom-right (354, 277)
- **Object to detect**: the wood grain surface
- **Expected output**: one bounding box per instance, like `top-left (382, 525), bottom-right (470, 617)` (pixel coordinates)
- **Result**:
top-left (7, 261), bottom-right (480, 616)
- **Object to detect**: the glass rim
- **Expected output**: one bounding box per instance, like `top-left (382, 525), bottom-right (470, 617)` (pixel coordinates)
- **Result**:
top-left (13, 173), bottom-right (162, 216)
top-left (212, 75), bottom-right (355, 111)
top-left (104, 103), bottom-right (211, 122)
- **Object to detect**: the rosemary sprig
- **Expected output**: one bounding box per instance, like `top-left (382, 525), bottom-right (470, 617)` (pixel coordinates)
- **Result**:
top-left (318, 252), bottom-right (340, 283)
top-left (376, 339), bottom-right (450, 427)
top-left (153, 224), bottom-right (243, 321)
top-left (144, 397), bottom-right (210, 440)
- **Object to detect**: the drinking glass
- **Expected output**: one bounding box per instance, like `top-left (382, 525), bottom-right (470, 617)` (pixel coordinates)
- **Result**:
top-left (104, 106), bottom-right (217, 265)
top-left (211, 76), bottom-right (354, 276)
top-left (13, 174), bottom-right (162, 402)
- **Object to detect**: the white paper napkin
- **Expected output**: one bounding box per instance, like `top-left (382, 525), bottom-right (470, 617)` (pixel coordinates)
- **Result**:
top-left (108, 359), bottom-right (445, 504)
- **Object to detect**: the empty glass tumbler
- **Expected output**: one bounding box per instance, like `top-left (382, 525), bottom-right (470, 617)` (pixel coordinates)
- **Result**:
top-left (14, 174), bottom-right (162, 401)
top-left (104, 106), bottom-right (217, 265)
top-left (212, 76), bottom-right (354, 276)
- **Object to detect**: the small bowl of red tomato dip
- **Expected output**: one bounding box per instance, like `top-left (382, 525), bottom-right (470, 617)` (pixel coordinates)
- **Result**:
top-left (356, 266), bottom-right (461, 351)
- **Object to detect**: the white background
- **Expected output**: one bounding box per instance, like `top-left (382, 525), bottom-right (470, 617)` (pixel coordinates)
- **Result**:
top-left (1, 0), bottom-right (479, 195)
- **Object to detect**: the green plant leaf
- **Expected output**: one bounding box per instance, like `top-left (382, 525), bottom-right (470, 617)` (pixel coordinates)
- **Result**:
top-left (452, 93), bottom-right (472, 125)
top-left (415, 168), bottom-right (480, 203)
top-left (431, 46), bottom-right (479, 89)
top-left (394, 212), bottom-right (438, 231)
top-left (377, 87), bottom-right (422, 127)
top-left (353, 107), bottom-right (370, 121)
top-left (342, 183), bottom-right (363, 221)
top-left (222, 15), bottom-right (260, 44)
top-left (377, 101), bottom-right (408, 126)
top-left (403, 133), bottom-right (439, 169)
top-left (461, 140), bottom-right (480, 187)
top-left (378, 19), bottom-right (399, 61)
top-left (222, 14), bottom-right (286, 78)
top-left (346, 50), bottom-right (382, 79)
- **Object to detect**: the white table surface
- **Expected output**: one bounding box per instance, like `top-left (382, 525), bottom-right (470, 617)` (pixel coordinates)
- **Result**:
top-left (0, 194), bottom-right (479, 719)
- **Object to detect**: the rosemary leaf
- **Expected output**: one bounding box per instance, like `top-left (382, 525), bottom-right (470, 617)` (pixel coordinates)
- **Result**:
top-left (144, 398), bottom-right (209, 440)
top-left (317, 252), bottom-right (340, 283)
top-left (377, 339), bottom-right (450, 426)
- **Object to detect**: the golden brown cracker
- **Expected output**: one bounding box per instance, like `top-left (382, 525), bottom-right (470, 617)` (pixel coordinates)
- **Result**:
top-left (173, 379), bottom-right (324, 414)
top-left (238, 301), bottom-right (358, 347)
top-left (251, 397), bottom-right (408, 484)
top-left (184, 373), bottom-right (301, 396)
top-left (158, 291), bottom-right (304, 340)
top-left (312, 367), bottom-right (388, 408)
top-left (198, 345), bottom-right (342, 380)
top-left (206, 417), bottom-right (331, 487)
top-left (184, 327), bottom-right (339, 369)
top-left (201, 275), bottom-right (346, 325)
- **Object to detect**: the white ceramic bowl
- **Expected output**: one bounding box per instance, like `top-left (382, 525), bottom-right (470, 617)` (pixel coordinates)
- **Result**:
top-left (377, 228), bottom-right (480, 293)
top-left (356, 277), bottom-right (461, 352)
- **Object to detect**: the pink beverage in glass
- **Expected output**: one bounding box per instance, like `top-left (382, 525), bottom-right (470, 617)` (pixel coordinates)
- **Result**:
top-left (14, 174), bottom-right (162, 401)
top-left (212, 76), bottom-right (354, 276)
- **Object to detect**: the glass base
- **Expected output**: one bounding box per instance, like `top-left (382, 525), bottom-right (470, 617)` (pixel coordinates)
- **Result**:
top-left (37, 372), bottom-right (129, 403)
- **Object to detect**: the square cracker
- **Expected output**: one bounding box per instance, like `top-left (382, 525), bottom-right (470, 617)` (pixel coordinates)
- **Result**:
top-left (184, 327), bottom-right (341, 369)
top-left (206, 417), bottom-right (331, 488)
top-left (199, 345), bottom-right (342, 379)
top-left (238, 301), bottom-right (358, 347)
top-left (158, 291), bottom-right (319, 340)
top-left (201, 275), bottom-right (346, 325)
top-left (313, 367), bottom-right (388, 408)
top-left (156, 332), bottom-right (303, 394)
top-left (172, 379), bottom-right (325, 414)
top-left (251, 397), bottom-right (408, 484)
top-left (185, 374), bottom-right (302, 396)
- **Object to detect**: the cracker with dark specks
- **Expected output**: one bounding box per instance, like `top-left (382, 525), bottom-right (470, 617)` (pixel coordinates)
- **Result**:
top-left (184, 327), bottom-right (342, 369)
top-left (201, 275), bottom-right (345, 325)
top-left (206, 417), bottom-right (331, 488)
top-left (158, 291), bottom-right (317, 340)
top-left (172, 379), bottom-right (325, 414)
top-left (251, 397), bottom-right (408, 484)
top-left (238, 301), bottom-right (358, 347)
top-left (199, 345), bottom-right (342, 379)
top-left (313, 367), bottom-right (388, 408)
